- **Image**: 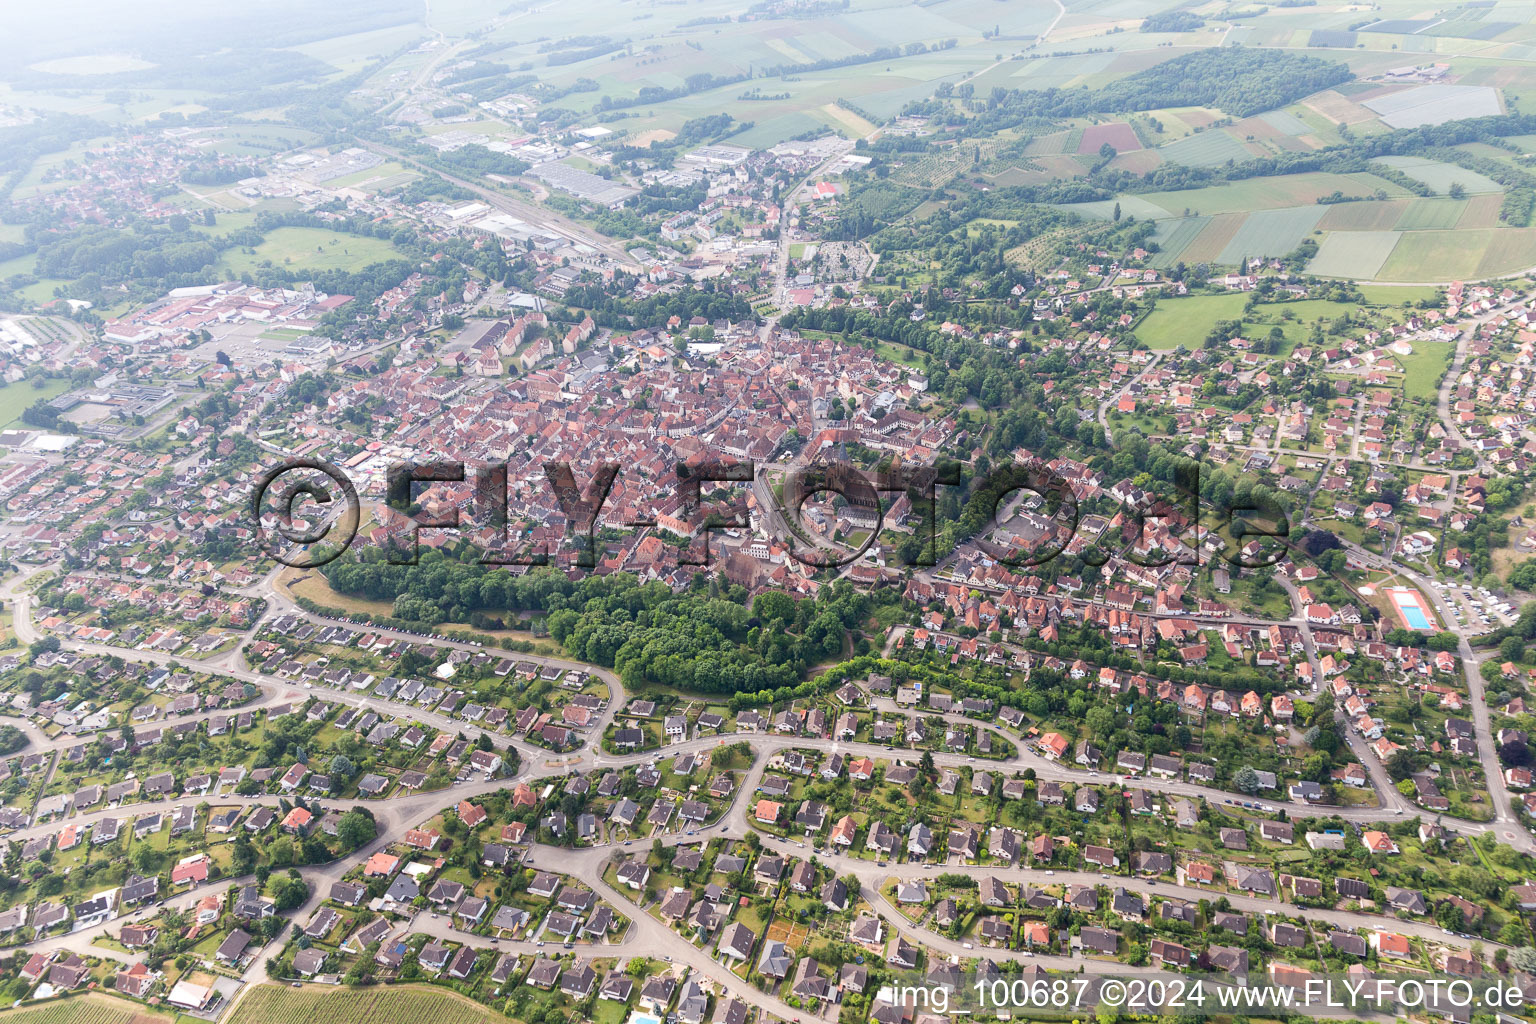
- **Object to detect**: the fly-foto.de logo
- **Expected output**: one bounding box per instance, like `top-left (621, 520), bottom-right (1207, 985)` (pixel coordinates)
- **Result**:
top-left (250, 454), bottom-right (1291, 572)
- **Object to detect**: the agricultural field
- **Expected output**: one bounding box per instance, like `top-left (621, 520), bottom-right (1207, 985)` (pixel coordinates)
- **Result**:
top-left (1318, 199), bottom-right (1413, 231)
top-left (1143, 172), bottom-right (1409, 217)
top-left (227, 984), bottom-right (513, 1024)
top-left (1393, 197), bottom-right (1471, 230)
top-left (1057, 195), bottom-right (1171, 221)
top-left (1361, 84), bottom-right (1503, 128)
top-left (0, 995), bottom-right (174, 1024)
top-left (1376, 227), bottom-right (1536, 280)
top-left (1374, 155), bottom-right (1504, 195)
top-left (1306, 230), bottom-right (1402, 279)
top-left (1179, 212), bottom-right (1248, 264)
top-left (1155, 128), bottom-right (1255, 167)
top-left (1078, 122), bottom-right (1141, 153)
top-left (1147, 215), bottom-right (1211, 267)
top-left (1216, 206), bottom-right (1328, 263)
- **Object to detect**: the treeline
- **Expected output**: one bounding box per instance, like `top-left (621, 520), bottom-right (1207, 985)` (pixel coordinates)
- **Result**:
top-left (33, 220), bottom-right (257, 287)
top-left (610, 113), bottom-right (740, 167)
top-left (594, 38), bottom-right (956, 112)
top-left (454, 72), bottom-right (538, 104)
top-left (0, 114), bottom-right (105, 199)
top-left (421, 142), bottom-right (529, 178)
top-left (440, 61), bottom-right (512, 86)
top-left (959, 47), bottom-right (1352, 125)
top-left (556, 278), bottom-right (755, 329)
top-left (1141, 11), bottom-right (1204, 31)
top-left (547, 39), bottom-right (627, 65)
top-left (1503, 187), bottom-right (1536, 227)
top-left (759, 39), bottom-right (956, 79)
top-left (181, 159), bottom-right (261, 185)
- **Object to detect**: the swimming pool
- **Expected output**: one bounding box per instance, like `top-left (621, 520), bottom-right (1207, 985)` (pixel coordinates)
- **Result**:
top-left (1387, 587), bottom-right (1435, 631)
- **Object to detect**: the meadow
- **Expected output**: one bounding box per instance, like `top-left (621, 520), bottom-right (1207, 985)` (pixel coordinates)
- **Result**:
top-left (1134, 292), bottom-right (1250, 350)
top-left (1397, 343), bottom-right (1455, 402)
top-left (217, 227), bottom-right (406, 276)
top-left (0, 377), bottom-right (72, 431)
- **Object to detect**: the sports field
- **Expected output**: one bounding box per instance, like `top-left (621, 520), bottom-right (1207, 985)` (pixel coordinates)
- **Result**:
top-left (1385, 586), bottom-right (1437, 631)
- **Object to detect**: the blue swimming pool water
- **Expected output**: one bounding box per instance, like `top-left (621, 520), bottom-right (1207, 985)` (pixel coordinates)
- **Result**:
top-left (1400, 604), bottom-right (1431, 630)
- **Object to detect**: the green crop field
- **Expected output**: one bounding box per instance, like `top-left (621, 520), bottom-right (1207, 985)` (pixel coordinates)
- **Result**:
top-left (1215, 205), bottom-right (1327, 263)
top-left (1377, 227), bottom-right (1536, 280)
top-left (1358, 284), bottom-right (1444, 305)
top-left (1135, 292), bottom-right (1250, 350)
top-left (1374, 155), bottom-right (1504, 195)
top-left (1394, 197), bottom-right (1469, 230)
top-left (1319, 199), bottom-right (1412, 231)
top-left (217, 227), bottom-right (405, 276)
top-left (1473, 227), bottom-right (1536, 277)
top-left (228, 984), bottom-right (513, 1024)
top-left (1307, 230), bottom-right (1401, 279)
top-left (1143, 172), bottom-right (1407, 216)
top-left (1156, 129), bottom-right (1254, 168)
top-left (1148, 216), bottom-right (1211, 266)
top-left (1377, 228), bottom-right (1493, 280)
top-left (1056, 196), bottom-right (1172, 221)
